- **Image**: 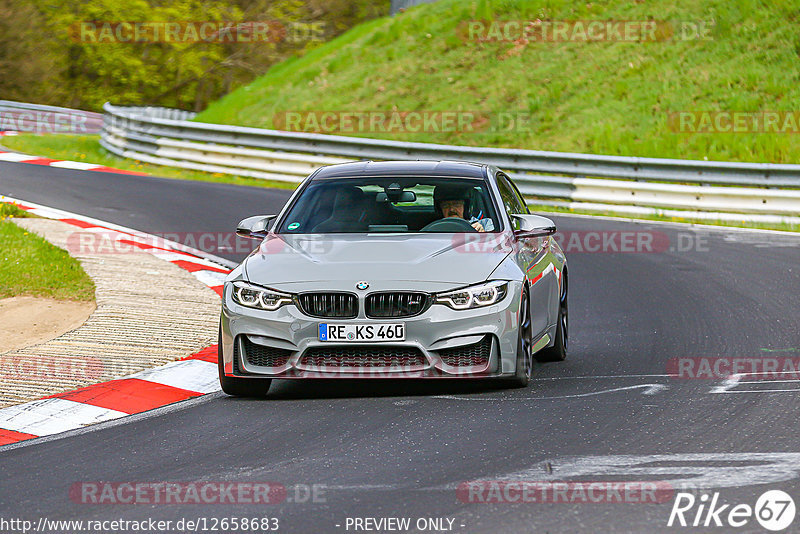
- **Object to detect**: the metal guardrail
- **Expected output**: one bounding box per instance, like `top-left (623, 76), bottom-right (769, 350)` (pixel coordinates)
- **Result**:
top-left (1, 99), bottom-right (797, 223)
top-left (90, 103), bottom-right (799, 224)
top-left (0, 100), bottom-right (103, 134)
top-left (3, 99), bottom-right (796, 224)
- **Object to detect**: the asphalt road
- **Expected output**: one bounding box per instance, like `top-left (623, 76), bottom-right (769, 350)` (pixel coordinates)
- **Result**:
top-left (0, 161), bottom-right (291, 263)
top-left (2, 161), bottom-right (800, 533)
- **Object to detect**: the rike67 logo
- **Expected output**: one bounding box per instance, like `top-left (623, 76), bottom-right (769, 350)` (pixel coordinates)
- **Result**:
top-left (668, 490), bottom-right (796, 531)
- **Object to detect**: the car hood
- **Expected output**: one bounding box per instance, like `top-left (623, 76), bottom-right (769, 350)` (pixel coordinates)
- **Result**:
top-left (243, 233), bottom-right (512, 289)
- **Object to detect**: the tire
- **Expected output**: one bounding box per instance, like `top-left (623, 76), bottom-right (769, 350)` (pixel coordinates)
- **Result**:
top-left (218, 329), bottom-right (272, 397)
top-left (535, 272), bottom-right (568, 362)
top-left (504, 286), bottom-right (533, 388)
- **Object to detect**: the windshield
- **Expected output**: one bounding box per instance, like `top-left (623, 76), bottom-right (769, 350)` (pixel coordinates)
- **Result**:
top-left (278, 177), bottom-right (501, 234)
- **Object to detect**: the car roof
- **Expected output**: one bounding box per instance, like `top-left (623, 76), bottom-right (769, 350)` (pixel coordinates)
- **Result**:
top-left (311, 160), bottom-right (490, 180)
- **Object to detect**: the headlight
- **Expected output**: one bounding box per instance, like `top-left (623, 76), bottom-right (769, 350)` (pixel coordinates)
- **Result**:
top-left (230, 281), bottom-right (293, 311)
top-left (435, 281), bottom-right (508, 310)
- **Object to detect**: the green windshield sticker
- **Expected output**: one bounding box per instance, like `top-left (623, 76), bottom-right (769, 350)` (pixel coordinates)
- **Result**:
top-left (287, 222), bottom-right (300, 230)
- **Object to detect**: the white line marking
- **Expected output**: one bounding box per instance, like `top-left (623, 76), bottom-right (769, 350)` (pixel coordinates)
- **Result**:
top-left (478, 453), bottom-right (800, 491)
top-left (533, 374), bottom-right (674, 380)
top-left (0, 152), bottom-right (36, 162)
top-left (722, 389), bottom-right (800, 393)
top-left (0, 392), bottom-right (223, 451)
top-left (368, 453), bottom-right (800, 493)
top-left (192, 269), bottom-right (228, 287)
top-left (734, 371), bottom-right (800, 377)
top-left (710, 373), bottom-right (800, 394)
top-left (24, 207), bottom-right (74, 219)
top-left (737, 379), bottom-right (800, 385)
top-left (149, 251), bottom-right (203, 262)
top-left (434, 383), bottom-right (668, 401)
top-left (127, 359), bottom-right (220, 394)
top-left (49, 161), bottom-right (102, 170)
top-left (0, 398), bottom-right (127, 436)
top-left (76, 226), bottom-right (130, 234)
top-left (710, 373), bottom-right (741, 393)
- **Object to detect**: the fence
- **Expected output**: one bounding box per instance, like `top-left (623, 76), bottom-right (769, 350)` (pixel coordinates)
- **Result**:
top-left (98, 103), bottom-right (800, 225)
top-left (0, 100), bottom-right (102, 134)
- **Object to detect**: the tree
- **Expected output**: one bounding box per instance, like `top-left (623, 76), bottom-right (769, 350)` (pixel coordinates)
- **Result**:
top-left (1, 0), bottom-right (388, 111)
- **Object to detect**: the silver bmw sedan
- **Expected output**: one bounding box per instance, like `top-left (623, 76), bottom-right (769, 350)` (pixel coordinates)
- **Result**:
top-left (219, 160), bottom-right (568, 396)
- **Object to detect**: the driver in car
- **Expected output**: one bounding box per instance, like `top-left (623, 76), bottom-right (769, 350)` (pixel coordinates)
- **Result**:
top-left (433, 185), bottom-right (494, 232)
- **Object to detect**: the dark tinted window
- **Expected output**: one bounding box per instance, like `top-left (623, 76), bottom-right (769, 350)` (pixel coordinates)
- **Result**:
top-left (496, 173), bottom-right (528, 229)
top-left (505, 174), bottom-right (530, 214)
top-left (278, 177), bottom-right (500, 234)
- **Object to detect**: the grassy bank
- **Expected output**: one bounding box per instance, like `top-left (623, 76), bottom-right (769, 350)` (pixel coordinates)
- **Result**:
top-left (196, 0), bottom-right (800, 165)
top-left (0, 203), bottom-right (95, 301)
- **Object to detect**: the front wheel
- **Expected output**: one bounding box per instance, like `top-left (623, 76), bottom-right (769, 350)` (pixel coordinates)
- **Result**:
top-left (218, 329), bottom-right (272, 397)
top-left (504, 286), bottom-right (533, 388)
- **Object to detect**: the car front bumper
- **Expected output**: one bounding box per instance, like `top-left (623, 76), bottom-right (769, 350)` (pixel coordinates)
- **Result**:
top-left (220, 281), bottom-right (524, 379)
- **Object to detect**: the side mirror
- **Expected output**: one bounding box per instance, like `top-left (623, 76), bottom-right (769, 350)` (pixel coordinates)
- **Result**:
top-left (511, 214), bottom-right (556, 239)
top-left (236, 215), bottom-right (277, 239)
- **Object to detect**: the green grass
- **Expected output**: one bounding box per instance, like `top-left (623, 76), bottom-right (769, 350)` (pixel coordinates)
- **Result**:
top-left (0, 203), bottom-right (96, 301)
top-left (0, 134), bottom-right (298, 191)
top-left (0, 203), bottom-right (34, 219)
top-left (196, 0), bottom-right (800, 165)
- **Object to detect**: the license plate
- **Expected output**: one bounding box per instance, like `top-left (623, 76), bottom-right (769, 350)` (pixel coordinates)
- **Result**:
top-left (319, 323), bottom-right (405, 342)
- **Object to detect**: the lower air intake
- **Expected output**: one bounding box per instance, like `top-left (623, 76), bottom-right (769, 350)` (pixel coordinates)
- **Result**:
top-left (438, 336), bottom-right (492, 367)
top-left (241, 336), bottom-right (292, 368)
top-left (300, 346), bottom-right (426, 368)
